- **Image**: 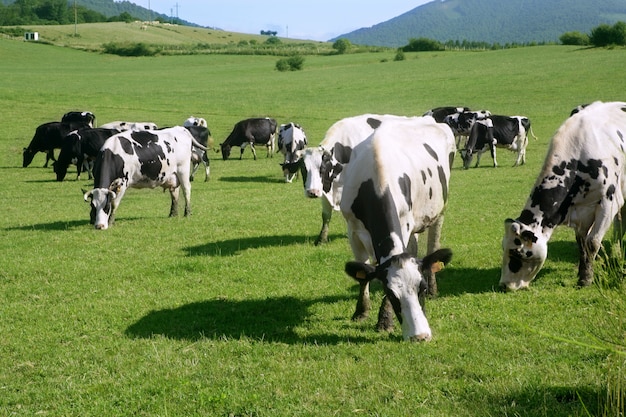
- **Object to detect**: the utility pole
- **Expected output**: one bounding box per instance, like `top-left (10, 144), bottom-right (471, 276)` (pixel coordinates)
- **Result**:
top-left (74, 0), bottom-right (77, 36)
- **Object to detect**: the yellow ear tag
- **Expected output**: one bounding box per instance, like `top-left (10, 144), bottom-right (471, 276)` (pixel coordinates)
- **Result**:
top-left (431, 261), bottom-right (445, 274)
top-left (356, 271), bottom-right (367, 280)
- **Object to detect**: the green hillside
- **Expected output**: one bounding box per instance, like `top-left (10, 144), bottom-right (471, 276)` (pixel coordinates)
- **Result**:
top-left (336, 0), bottom-right (626, 46)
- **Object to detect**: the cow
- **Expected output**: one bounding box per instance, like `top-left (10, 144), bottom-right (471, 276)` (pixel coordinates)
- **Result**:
top-left (62, 111), bottom-right (96, 127)
top-left (219, 117), bottom-right (277, 160)
top-left (99, 121), bottom-right (158, 131)
top-left (341, 118), bottom-right (455, 341)
top-left (23, 121), bottom-right (91, 168)
top-left (443, 110), bottom-right (492, 148)
top-left (186, 125), bottom-right (211, 182)
top-left (83, 126), bottom-right (207, 230)
top-left (277, 122), bottom-right (307, 182)
top-left (301, 114), bottom-right (424, 245)
top-left (500, 101), bottom-right (626, 291)
top-left (183, 116), bottom-right (208, 128)
top-left (423, 106), bottom-right (471, 122)
top-left (461, 115), bottom-right (533, 169)
top-left (53, 127), bottom-right (121, 181)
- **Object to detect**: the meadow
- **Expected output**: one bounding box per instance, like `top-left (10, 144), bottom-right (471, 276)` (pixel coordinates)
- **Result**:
top-left (1, 26), bottom-right (626, 416)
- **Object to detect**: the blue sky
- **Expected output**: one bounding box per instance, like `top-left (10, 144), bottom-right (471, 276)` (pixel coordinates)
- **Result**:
top-left (143, 1), bottom-right (430, 41)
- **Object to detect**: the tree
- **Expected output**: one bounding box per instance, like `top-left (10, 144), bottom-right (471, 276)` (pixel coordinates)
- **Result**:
top-left (402, 37), bottom-right (444, 52)
top-left (332, 38), bottom-right (352, 54)
top-left (589, 22), bottom-right (626, 47)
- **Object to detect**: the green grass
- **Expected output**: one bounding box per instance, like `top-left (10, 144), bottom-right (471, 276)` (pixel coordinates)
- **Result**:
top-left (1, 33), bottom-right (626, 416)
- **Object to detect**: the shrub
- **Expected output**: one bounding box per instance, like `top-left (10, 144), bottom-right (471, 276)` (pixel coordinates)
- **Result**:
top-left (275, 55), bottom-right (305, 72)
top-left (394, 50), bottom-right (406, 61)
top-left (402, 37), bottom-right (444, 52)
top-left (590, 21), bottom-right (626, 47)
top-left (102, 42), bottom-right (158, 57)
top-left (332, 38), bottom-right (352, 54)
top-left (559, 31), bottom-right (590, 46)
top-left (265, 36), bottom-right (281, 45)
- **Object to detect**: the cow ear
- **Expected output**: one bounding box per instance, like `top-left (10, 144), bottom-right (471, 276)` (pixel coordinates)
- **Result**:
top-left (505, 218), bottom-right (520, 236)
top-left (421, 248), bottom-right (453, 274)
top-left (345, 262), bottom-right (376, 282)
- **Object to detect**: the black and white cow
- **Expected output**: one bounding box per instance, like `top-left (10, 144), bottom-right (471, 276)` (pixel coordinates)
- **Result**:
top-left (461, 115), bottom-right (533, 169)
top-left (423, 106), bottom-right (470, 123)
top-left (443, 110), bottom-right (492, 148)
top-left (53, 127), bottom-right (121, 181)
top-left (341, 118), bottom-right (455, 341)
top-left (23, 121), bottom-right (91, 168)
top-left (183, 116), bottom-right (208, 128)
top-left (277, 122), bottom-right (307, 182)
top-left (500, 101), bottom-right (626, 291)
top-left (99, 121), bottom-right (158, 131)
top-left (301, 114), bottom-right (425, 245)
top-left (62, 111), bottom-right (96, 127)
top-left (83, 126), bottom-right (207, 230)
top-left (186, 125), bottom-right (211, 182)
top-left (219, 117), bottom-right (277, 160)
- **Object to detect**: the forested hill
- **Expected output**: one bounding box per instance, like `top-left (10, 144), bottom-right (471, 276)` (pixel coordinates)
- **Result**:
top-left (333, 0), bottom-right (626, 47)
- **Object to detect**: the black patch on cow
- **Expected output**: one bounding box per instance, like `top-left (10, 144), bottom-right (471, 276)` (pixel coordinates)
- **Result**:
top-left (423, 143), bottom-right (439, 162)
top-left (420, 170), bottom-right (427, 184)
top-left (437, 165), bottom-right (448, 203)
top-left (351, 179), bottom-right (402, 260)
top-left (119, 137), bottom-right (134, 155)
top-left (448, 151), bottom-right (455, 170)
top-left (578, 159), bottom-right (603, 180)
top-left (606, 184), bottom-right (616, 201)
top-left (366, 118), bottom-right (382, 129)
top-left (521, 230), bottom-right (538, 243)
top-left (508, 250), bottom-right (523, 273)
top-left (518, 209), bottom-right (536, 225)
top-left (94, 149), bottom-right (125, 189)
top-left (398, 174), bottom-right (412, 211)
top-left (333, 143), bottom-right (352, 164)
top-left (552, 161), bottom-right (567, 176)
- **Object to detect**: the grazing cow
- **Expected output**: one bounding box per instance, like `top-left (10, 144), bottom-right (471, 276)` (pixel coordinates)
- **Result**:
top-left (500, 101), bottom-right (626, 291)
top-left (53, 127), bottom-right (120, 181)
top-left (83, 126), bottom-right (207, 230)
top-left (23, 121), bottom-right (91, 168)
top-left (99, 121), bottom-right (158, 131)
top-left (301, 114), bottom-right (424, 245)
top-left (183, 116), bottom-right (208, 128)
top-left (186, 125), bottom-right (211, 182)
top-left (220, 117), bottom-right (277, 160)
top-left (423, 106), bottom-right (470, 122)
top-left (277, 122), bottom-right (307, 182)
top-left (461, 115), bottom-right (533, 169)
top-left (62, 111), bottom-right (96, 127)
top-left (443, 110), bottom-right (491, 148)
top-left (341, 118), bottom-right (455, 341)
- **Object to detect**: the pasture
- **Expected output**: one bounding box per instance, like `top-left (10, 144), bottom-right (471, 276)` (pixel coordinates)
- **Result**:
top-left (1, 32), bottom-right (626, 416)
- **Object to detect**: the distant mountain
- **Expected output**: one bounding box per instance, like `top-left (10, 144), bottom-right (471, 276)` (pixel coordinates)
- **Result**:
top-left (332, 0), bottom-right (626, 47)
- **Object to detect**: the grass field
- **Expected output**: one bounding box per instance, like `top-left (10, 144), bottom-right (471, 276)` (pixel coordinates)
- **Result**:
top-left (1, 29), bottom-right (626, 416)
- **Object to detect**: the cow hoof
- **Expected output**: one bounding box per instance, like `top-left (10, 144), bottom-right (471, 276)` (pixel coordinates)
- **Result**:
top-left (577, 278), bottom-right (593, 287)
top-left (408, 333), bottom-right (432, 342)
top-left (351, 312), bottom-right (368, 322)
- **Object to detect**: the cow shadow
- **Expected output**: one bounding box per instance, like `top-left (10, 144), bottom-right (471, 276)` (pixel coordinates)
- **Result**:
top-left (435, 266), bottom-right (502, 296)
top-left (124, 294), bottom-right (369, 344)
top-left (4, 219), bottom-right (91, 231)
top-left (184, 233), bottom-right (346, 256)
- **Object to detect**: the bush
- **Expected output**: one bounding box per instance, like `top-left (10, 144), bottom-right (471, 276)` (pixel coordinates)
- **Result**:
top-left (559, 31), bottom-right (590, 46)
top-left (265, 36), bottom-right (281, 45)
top-left (332, 38), bottom-right (352, 54)
top-left (102, 42), bottom-right (158, 57)
top-left (394, 50), bottom-right (406, 61)
top-left (275, 55), bottom-right (305, 72)
top-left (402, 37), bottom-right (444, 52)
top-left (590, 21), bottom-right (626, 47)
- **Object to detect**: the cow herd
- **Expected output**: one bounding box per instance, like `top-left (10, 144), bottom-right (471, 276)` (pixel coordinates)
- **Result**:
top-left (21, 102), bottom-right (626, 341)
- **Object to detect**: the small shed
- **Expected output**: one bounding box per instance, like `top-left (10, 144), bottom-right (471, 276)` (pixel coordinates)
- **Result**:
top-left (24, 32), bottom-right (39, 41)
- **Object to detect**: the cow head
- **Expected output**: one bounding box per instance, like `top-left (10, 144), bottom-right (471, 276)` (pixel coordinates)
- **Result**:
top-left (22, 148), bottom-right (36, 168)
top-left (345, 249), bottom-right (452, 342)
top-left (500, 219), bottom-right (548, 291)
top-left (219, 143), bottom-right (231, 161)
top-left (83, 185), bottom-right (119, 230)
top-left (53, 160), bottom-right (68, 182)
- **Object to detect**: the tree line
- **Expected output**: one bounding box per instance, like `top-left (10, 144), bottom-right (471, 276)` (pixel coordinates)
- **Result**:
top-left (400, 21), bottom-right (626, 52)
top-left (0, 0), bottom-right (160, 26)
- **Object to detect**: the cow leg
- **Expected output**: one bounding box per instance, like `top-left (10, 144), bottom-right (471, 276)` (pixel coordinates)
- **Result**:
top-left (613, 204), bottom-right (626, 242)
top-left (203, 160), bottom-right (210, 182)
top-left (490, 143), bottom-right (498, 167)
top-left (353, 281), bottom-right (371, 321)
top-left (249, 143), bottom-right (258, 160)
top-left (576, 233), bottom-right (598, 287)
top-left (315, 198), bottom-right (333, 245)
top-left (169, 187), bottom-right (180, 217)
top-left (179, 175), bottom-right (192, 216)
top-left (424, 216), bottom-right (444, 297)
top-left (376, 295), bottom-right (394, 332)
top-left (44, 150), bottom-right (55, 168)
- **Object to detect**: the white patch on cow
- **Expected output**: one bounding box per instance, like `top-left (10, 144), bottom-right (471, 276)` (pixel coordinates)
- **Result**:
top-left (100, 121), bottom-right (158, 131)
top-left (183, 116), bottom-right (208, 128)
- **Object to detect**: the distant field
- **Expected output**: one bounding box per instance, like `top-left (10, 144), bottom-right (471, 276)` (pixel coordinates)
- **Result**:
top-left (1, 31), bottom-right (626, 416)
